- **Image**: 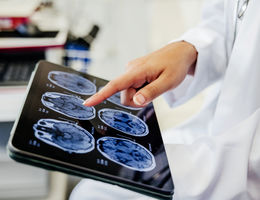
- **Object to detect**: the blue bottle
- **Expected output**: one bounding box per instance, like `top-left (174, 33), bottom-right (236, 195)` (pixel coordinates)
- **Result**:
top-left (63, 25), bottom-right (100, 73)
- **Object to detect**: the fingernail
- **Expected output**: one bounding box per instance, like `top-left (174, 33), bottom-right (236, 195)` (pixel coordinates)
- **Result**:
top-left (133, 94), bottom-right (146, 105)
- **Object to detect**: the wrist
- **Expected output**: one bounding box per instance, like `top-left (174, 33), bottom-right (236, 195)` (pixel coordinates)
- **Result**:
top-left (178, 41), bottom-right (198, 75)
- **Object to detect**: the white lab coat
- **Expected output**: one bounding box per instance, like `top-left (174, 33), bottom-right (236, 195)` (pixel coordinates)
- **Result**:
top-left (70, 0), bottom-right (260, 199)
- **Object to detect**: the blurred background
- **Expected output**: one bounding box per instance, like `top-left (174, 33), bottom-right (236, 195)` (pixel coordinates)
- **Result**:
top-left (0, 0), bottom-right (205, 199)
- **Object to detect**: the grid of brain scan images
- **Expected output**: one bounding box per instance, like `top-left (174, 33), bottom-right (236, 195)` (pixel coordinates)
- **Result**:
top-left (12, 63), bottom-right (173, 192)
top-left (30, 69), bottom-right (155, 172)
top-left (34, 70), bottom-right (153, 171)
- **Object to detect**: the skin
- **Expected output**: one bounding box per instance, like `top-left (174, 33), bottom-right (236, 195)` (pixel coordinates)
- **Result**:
top-left (83, 41), bottom-right (198, 108)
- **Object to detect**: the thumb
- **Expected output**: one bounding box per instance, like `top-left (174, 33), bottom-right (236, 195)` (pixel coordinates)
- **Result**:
top-left (133, 75), bottom-right (173, 106)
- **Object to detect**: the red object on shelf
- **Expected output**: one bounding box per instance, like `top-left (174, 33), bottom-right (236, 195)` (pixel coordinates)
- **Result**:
top-left (0, 17), bottom-right (29, 30)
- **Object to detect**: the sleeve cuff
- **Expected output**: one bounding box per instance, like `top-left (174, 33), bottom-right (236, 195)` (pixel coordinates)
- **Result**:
top-left (164, 27), bottom-right (226, 108)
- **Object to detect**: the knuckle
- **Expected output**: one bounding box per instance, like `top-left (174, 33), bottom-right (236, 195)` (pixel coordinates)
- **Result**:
top-left (126, 59), bottom-right (140, 71)
top-left (126, 61), bottom-right (134, 70)
top-left (121, 98), bottom-right (130, 106)
top-left (96, 92), bottom-right (105, 100)
top-left (121, 89), bottom-right (133, 106)
top-left (107, 80), bottom-right (116, 88)
top-left (107, 81), bottom-right (120, 93)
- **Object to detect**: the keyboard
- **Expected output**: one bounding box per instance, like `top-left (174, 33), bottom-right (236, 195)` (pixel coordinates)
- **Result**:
top-left (0, 51), bottom-right (45, 86)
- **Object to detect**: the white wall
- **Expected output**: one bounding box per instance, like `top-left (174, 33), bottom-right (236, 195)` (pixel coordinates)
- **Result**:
top-left (54, 0), bottom-right (205, 80)
top-left (149, 0), bottom-right (205, 49)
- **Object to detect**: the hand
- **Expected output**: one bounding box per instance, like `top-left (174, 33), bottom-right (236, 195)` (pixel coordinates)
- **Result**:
top-left (83, 41), bottom-right (197, 107)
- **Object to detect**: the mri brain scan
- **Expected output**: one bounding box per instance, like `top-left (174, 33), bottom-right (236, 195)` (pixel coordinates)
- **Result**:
top-left (98, 108), bottom-right (149, 136)
top-left (48, 71), bottom-right (96, 95)
top-left (41, 92), bottom-right (95, 120)
top-left (107, 92), bottom-right (142, 110)
top-left (97, 137), bottom-right (155, 171)
top-left (33, 119), bottom-right (95, 153)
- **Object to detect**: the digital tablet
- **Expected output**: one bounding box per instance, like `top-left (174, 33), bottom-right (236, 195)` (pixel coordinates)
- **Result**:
top-left (7, 61), bottom-right (174, 200)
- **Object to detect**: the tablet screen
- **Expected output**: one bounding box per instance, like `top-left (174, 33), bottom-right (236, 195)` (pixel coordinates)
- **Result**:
top-left (10, 61), bottom-right (174, 196)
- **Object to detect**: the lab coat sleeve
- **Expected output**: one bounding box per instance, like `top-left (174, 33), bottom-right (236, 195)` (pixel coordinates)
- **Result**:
top-left (164, 0), bottom-right (227, 107)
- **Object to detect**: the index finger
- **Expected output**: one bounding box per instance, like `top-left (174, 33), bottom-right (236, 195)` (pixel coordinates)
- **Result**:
top-left (83, 72), bottom-right (138, 107)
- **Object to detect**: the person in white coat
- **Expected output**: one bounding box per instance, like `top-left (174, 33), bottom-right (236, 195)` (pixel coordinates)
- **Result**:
top-left (70, 0), bottom-right (260, 199)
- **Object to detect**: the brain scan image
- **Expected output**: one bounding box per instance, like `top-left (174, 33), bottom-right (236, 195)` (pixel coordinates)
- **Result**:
top-left (98, 108), bottom-right (149, 136)
top-left (41, 92), bottom-right (95, 120)
top-left (48, 71), bottom-right (96, 95)
top-left (107, 92), bottom-right (142, 110)
top-left (33, 119), bottom-right (95, 153)
top-left (97, 137), bottom-right (155, 171)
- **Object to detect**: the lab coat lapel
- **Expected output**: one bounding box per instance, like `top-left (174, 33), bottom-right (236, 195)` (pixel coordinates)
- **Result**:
top-left (212, 0), bottom-right (260, 135)
top-left (224, 0), bottom-right (237, 59)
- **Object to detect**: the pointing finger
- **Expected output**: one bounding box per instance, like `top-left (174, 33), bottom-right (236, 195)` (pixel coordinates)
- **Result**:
top-left (83, 71), bottom-right (142, 106)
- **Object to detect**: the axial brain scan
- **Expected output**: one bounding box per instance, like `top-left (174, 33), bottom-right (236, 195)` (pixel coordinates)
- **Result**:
top-left (97, 137), bottom-right (155, 171)
top-left (33, 119), bottom-right (95, 153)
top-left (41, 92), bottom-right (95, 120)
top-left (48, 71), bottom-right (96, 95)
top-left (98, 108), bottom-right (149, 136)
